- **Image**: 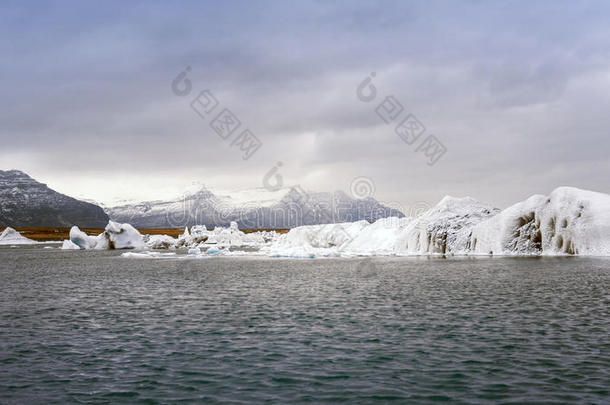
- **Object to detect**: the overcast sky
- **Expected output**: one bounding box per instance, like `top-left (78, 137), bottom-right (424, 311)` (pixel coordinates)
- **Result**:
top-left (1, 0), bottom-right (609, 210)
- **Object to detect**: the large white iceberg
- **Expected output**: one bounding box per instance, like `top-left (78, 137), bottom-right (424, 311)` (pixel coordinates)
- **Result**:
top-left (471, 187), bottom-right (610, 256)
top-left (342, 217), bottom-right (412, 256)
top-left (263, 197), bottom-right (499, 258)
top-left (394, 196), bottom-right (499, 255)
top-left (0, 227), bottom-right (37, 245)
top-left (265, 221), bottom-right (369, 257)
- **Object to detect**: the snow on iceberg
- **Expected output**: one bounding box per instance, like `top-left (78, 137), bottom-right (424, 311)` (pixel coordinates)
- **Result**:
top-left (394, 196), bottom-right (500, 255)
top-left (105, 221), bottom-right (147, 249)
top-left (0, 227), bottom-right (37, 245)
top-left (172, 222), bottom-right (272, 249)
top-left (66, 221), bottom-right (146, 250)
top-left (64, 220), bottom-right (278, 252)
top-left (205, 221), bottom-right (248, 246)
top-left (265, 221), bottom-right (369, 257)
top-left (343, 217), bottom-right (412, 256)
top-left (144, 234), bottom-right (178, 249)
top-left (265, 196), bottom-right (500, 257)
top-left (471, 187), bottom-right (610, 256)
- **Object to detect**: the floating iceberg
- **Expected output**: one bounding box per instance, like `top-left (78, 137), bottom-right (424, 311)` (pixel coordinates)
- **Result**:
top-left (394, 196), bottom-right (500, 255)
top-left (61, 239), bottom-right (81, 250)
top-left (265, 221), bottom-right (369, 257)
top-left (342, 217), bottom-right (412, 256)
top-left (105, 221), bottom-right (147, 249)
top-left (471, 187), bottom-right (610, 256)
top-left (263, 187), bottom-right (610, 257)
top-left (187, 247), bottom-right (201, 255)
top-left (171, 221), bottom-right (273, 249)
top-left (63, 187), bottom-right (610, 257)
top-left (64, 220), bottom-right (278, 252)
top-left (264, 198), bottom-right (499, 258)
top-left (65, 221), bottom-right (146, 250)
top-left (144, 234), bottom-right (178, 249)
top-left (0, 227), bottom-right (37, 245)
top-left (68, 226), bottom-right (105, 249)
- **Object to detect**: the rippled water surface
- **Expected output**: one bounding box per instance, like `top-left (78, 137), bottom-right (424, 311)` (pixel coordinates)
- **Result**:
top-left (1, 246), bottom-right (609, 404)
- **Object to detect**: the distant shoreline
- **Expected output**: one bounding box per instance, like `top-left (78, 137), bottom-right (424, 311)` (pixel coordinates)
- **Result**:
top-left (0, 227), bottom-right (289, 242)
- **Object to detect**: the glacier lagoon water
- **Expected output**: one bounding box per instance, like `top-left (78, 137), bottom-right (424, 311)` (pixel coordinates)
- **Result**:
top-left (1, 246), bottom-right (609, 404)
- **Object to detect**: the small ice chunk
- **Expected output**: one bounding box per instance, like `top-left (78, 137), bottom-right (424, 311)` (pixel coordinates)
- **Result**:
top-left (61, 239), bottom-right (81, 250)
top-left (121, 251), bottom-right (178, 259)
top-left (188, 247), bottom-right (201, 255)
top-left (0, 227), bottom-right (37, 245)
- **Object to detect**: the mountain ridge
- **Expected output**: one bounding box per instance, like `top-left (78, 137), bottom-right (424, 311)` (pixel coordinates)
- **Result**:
top-left (106, 185), bottom-right (405, 229)
top-left (0, 170), bottom-right (109, 227)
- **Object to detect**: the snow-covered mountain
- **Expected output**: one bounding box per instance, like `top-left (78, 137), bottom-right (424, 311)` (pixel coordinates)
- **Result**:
top-left (106, 185), bottom-right (404, 229)
top-left (0, 170), bottom-right (109, 227)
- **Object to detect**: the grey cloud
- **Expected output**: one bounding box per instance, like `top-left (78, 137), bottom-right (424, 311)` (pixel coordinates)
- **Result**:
top-left (1, 0), bottom-right (609, 208)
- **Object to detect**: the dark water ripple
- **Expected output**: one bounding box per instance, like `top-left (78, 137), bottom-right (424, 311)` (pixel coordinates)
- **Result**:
top-left (1, 247), bottom-right (609, 404)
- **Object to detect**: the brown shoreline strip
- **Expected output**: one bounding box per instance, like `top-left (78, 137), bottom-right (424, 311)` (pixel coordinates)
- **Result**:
top-left (0, 226), bottom-right (289, 242)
